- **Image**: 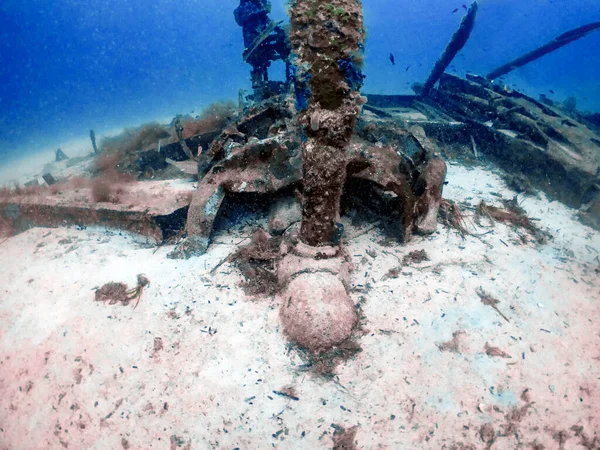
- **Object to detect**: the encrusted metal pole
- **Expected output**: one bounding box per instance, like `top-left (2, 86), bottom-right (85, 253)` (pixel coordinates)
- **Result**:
top-left (277, 0), bottom-right (366, 353)
top-left (421, 1), bottom-right (478, 97)
top-left (290, 0), bottom-right (366, 246)
top-left (486, 22), bottom-right (600, 80)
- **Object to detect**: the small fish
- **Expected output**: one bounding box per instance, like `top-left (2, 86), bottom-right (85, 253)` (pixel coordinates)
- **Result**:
top-left (462, 4), bottom-right (468, 9)
top-left (405, 65), bottom-right (411, 71)
top-left (549, 89), bottom-right (555, 94)
top-left (389, 53), bottom-right (395, 65)
top-left (452, 8), bottom-right (459, 13)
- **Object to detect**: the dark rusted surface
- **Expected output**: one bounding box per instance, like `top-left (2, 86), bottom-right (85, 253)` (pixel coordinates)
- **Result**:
top-left (171, 133), bottom-right (302, 258)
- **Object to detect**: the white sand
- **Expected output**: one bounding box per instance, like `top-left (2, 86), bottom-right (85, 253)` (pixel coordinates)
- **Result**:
top-left (0, 163), bottom-right (598, 449)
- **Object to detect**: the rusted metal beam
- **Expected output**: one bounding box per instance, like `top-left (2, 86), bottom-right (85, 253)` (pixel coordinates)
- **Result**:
top-left (487, 22), bottom-right (600, 80)
top-left (421, 1), bottom-right (479, 96)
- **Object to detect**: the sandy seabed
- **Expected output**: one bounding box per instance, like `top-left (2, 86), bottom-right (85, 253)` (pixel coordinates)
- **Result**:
top-left (0, 163), bottom-right (598, 449)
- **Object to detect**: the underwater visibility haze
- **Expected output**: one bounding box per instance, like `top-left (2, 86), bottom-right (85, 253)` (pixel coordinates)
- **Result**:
top-left (0, 0), bottom-right (599, 161)
top-left (0, 1), bottom-right (600, 449)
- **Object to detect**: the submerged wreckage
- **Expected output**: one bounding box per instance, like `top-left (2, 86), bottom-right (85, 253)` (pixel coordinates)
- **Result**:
top-left (1, 0), bottom-right (599, 354)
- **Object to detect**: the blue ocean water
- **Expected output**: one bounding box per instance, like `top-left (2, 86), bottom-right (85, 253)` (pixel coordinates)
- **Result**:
top-left (0, 0), bottom-right (599, 160)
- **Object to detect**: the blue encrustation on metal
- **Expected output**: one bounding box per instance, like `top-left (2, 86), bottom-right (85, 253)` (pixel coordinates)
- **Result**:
top-left (338, 56), bottom-right (365, 92)
top-left (291, 63), bottom-right (312, 112)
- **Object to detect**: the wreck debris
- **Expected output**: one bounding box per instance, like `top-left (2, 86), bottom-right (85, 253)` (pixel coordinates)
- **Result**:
top-left (55, 148), bottom-right (69, 162)
top-left (484, 342), bottom-right (512, 358)
top-left (439, 199), bottom-right (470, 236)
top-left (503, 172), bottom-right (536, 197)
top-left (42, 173), bottom-right (57, 186)
top-left (421, 1), bottom-right (478, 96)
top-left (347, 134), bottom-right (445, 241)
top-left (437, 330), bottom-right (465, 353)
top-left (24, 179), bottom-right (40, 187)
top-left (0, 213), bottom-right (13, 240)
top-left (295, 336), bottom-right (363, 376)
top-left (487, 21), bottom-right (600, 80)
top-left (175, 86), bottom-right (449, 257)
top-left (171, 122), bottom-right (300, 259)
top-left (242, 20), bottom-right (283, 63)
top-left (229, 229), bottom-right (281, 296)
top-left (332, 425), bottom-right (358, 450)
top-left (421, 72), bottom-right (600, 228)
top-left (413, 158), bottom-right (448, 235)
top-left (382, 266), bottom-right (401, 281)
top-left (173, 117), bottom-right (195, 161)
top-left (90, 129), bottom-right (98, 154)
top-left (90, 113), bottom-right (222, 179)
top-left (476, 196), bottom-right (549, 243)
top-left (477, 289), bottom-right (510, 323)
top-left (234, 1), bottom-right (291, 98)
top-left (580, 184), bottom-right (600, 230)
top-left (0, 179), bottom-right (191, 243)
top-left (402, 249), bottom-right (430, 265)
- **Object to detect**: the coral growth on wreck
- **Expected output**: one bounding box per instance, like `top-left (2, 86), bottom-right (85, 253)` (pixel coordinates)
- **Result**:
top-left (290, 0), bottom-right (366, 246)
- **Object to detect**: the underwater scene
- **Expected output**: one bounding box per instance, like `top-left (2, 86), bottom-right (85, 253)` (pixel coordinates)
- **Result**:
top-left (0, 0), bottom-right (599, 448)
